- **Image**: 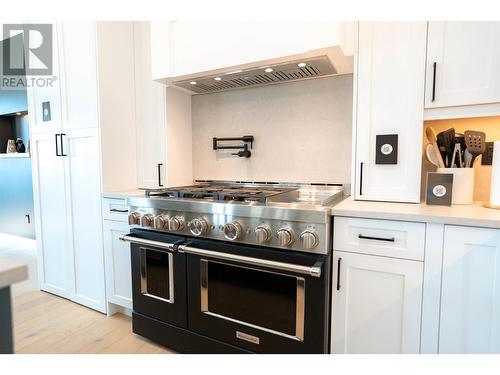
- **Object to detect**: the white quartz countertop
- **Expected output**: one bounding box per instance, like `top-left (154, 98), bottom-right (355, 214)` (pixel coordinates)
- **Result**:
top-left (102, 189), bottom-right (145, 199)
top-left (0, 257), bottom-right (28, 289)
top-left (332, 198), bottom-right (500, 229)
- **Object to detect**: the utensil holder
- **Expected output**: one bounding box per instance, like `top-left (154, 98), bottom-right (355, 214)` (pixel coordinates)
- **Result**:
top-left (437, 168), bottom-right (475, 205)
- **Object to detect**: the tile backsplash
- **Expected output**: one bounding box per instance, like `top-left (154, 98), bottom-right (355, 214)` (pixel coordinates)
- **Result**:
top-left (191, 75), bottom-right (353, 184)
top-left (423, 116), bottom-right (500, 202)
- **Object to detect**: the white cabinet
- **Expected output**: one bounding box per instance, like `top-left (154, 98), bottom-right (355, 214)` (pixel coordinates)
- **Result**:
top-left (439, 225), bottom-right (500, 353)
top-left (28, 22), bottom-right (141, 314)
top-left (134, 21), bottom-right (167, 189)
top-left (28, 22), bottom-right (99, 133)
top-left (332, 251), bottom-right (423, 354)
top-left (425, 22), bottom-right (500, 109)
top-left (57, 22), bottom-right (99, 129)
top-left (31, 129), bottom-right (106, 312)
top-left (354, 22), bottom-right (427, 203)
top-left (63, 128), bottom-right (106, 311)
top-left (26, 22), bottom-right (63, 134)
top-left (102, 200), bottom-right (132, 312)
top-left (150, 21), bottom-right (353, 81)
top-left (31, 132), bottom-right (70, 296)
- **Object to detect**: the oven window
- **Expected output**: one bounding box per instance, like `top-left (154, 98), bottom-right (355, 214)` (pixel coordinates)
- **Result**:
top-left (142, 249), bottom-right (171, 300)
top-left (203, 260), bottom-right (301, 337)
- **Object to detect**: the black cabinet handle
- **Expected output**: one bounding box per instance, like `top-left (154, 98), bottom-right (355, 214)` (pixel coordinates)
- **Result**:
top-left (358, 234), bottom-right (395, 242)
top-left (55, 134), bottom-right (61, 156)
top-left (359, 162), bottom-right (364, 196)
top-left (336, 258), bottom-right (342, 291)
top-left (158, 163), bottom-right (163, 187)
top-left (60, 133), bottom-right (67, 156)
top-left (110, 208), bottom-right (128, 213)
top-left (432, 62), bottom-right (437, 102)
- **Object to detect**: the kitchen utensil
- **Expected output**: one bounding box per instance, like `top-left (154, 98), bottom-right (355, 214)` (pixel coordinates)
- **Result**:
top-left (436, 131), bottom-right (448, 166)
top-left (455, 133), bottom-right (466, 167)
top-left (426, 143), bottom-right (441, 168)
top-left (440, 128), bottom-right (456, 168)
top-left (425, 127), bottom-right (446, 168)
top-left (464, 130), bottom-right (486, 167)
top-left (451, 143), bottom-right (463, 168)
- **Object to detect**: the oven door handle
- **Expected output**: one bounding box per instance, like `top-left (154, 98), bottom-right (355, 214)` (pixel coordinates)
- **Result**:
top-left (177, 244), bottom-right (322, 278)
top-left (119, 235), bottom-right (175, 252)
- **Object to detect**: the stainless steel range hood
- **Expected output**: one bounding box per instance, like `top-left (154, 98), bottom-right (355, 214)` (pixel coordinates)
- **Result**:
top-left (167, 43), bottom-right (353, 95)
top-left (172, 55), bottom-right (340, 95)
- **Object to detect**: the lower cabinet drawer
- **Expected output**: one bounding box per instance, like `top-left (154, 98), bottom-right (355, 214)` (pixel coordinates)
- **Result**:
top-left (333, 217), bottom-right (425, 261)
top-left (102, 197), bottom-right (129, 222)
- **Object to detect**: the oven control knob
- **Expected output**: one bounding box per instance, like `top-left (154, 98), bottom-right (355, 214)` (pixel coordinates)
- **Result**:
top-left (223, 222), bottom-right (243, 241)
top-left (300, 230), bottom-right (319, 250)
top-left (154, 215), bottom-right (170, 230)
top-left (140, 213), bottom-right (154, 228)
top-left (277, 228), bottom-right (295, 247)
top-left (254, 225), bottom-right (272, 244)
top-left (189, 218), bottom-right (209, 236)
top-left (169, 216), bottom-right (185, 231)
top-left (128, 212), bottom-right (141, 225)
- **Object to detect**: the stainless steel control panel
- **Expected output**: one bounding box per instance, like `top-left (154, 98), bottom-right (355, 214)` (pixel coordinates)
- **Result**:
top-left (127, 207), bottom-right (330, 255)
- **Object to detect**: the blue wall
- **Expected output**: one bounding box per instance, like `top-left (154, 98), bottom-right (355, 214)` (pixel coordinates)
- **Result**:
top-left (0, 90), bottom-right (27, 115)
top-left (0, 157), bottom-right (35, 238)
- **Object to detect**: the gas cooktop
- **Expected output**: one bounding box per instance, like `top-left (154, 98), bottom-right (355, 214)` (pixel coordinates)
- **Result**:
top-left (144, 183), bottom-right (299, 203)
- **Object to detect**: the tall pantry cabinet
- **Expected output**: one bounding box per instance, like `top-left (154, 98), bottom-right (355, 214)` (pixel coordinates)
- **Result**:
top-left (28, 22), bottom-right (138, 313)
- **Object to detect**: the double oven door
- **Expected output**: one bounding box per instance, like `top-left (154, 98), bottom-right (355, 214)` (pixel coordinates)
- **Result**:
top-left (127, 229), bottom-right (331, 353)
top-left (181, 239), bottom-right (331, 353)
top-left (129, 230), bottom-right (187, 327)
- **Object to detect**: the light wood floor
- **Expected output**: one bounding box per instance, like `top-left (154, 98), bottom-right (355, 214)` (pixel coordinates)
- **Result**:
top-left (1, 233), bottom-right (173, 354)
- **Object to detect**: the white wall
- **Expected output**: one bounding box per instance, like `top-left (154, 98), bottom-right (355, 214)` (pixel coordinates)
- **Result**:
top-left (191, 75), bottom-right (353, 184)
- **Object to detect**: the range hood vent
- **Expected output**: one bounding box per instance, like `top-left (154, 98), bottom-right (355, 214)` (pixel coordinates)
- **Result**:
top-left (172, 56), bottom-right (337, 94)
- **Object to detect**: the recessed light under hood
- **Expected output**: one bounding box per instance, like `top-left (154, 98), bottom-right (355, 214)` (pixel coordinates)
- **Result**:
top-left (172, 56), bottom-right (337, 95)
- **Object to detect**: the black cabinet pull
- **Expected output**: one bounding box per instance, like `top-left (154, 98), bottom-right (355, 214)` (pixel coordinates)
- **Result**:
top-left (60, 133), bottom-right (67, 156)
top-left (432, 62), bottom-right (437, 102)
top-left (358, 234), bottom-right (395, 242)
top-left (359, 162), bottom-right (364, 196)
top-left (158, 163), bottom-right (163, 187)
top-left (336, 258), bottom-right (342, 291)
top-left (55, 134), bottom-right (61, 156)
top-left (110, 208), bottom-right (128, 213)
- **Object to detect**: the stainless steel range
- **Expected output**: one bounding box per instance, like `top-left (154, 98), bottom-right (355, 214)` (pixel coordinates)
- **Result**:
top-left (126, 182), bottom-right (343, 254)
top-left (120, 181), bottom-right (346, 354)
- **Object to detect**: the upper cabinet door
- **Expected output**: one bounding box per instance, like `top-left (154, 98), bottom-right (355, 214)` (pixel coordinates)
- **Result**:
top-left (439, 225), bottom-right (500, 354)
top-left (57, 21), bottom-right (99, 129)
top-left (26, 22), bottom-right (63, 134)
top-left (426, 22), bottom-right (500, 108)
top-left (134, 22), bottom-right (167, 189)
top-left (354, 22), bottom-right (427, 203)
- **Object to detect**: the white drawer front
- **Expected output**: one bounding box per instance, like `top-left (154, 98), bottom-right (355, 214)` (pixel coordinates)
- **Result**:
top-left (102, 198), bottom-right (129, 222)
top-left (334, 217), bottom-right (425, 261)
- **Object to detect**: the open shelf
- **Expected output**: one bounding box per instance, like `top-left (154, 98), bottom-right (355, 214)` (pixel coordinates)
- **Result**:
top-left (0, 153), bottom-right (30, 159)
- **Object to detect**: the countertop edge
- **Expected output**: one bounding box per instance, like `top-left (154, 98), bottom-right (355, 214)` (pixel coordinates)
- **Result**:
top-left (0, 261), bottom-right (29, 290)
top-left (331, 199), bottom-right (500, 230)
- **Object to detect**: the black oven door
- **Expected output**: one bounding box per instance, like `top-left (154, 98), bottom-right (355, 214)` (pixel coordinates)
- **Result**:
top-left (181, 239), bottom-right (331, 353)
top-left (126, 229), bottom-right (187, 328)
